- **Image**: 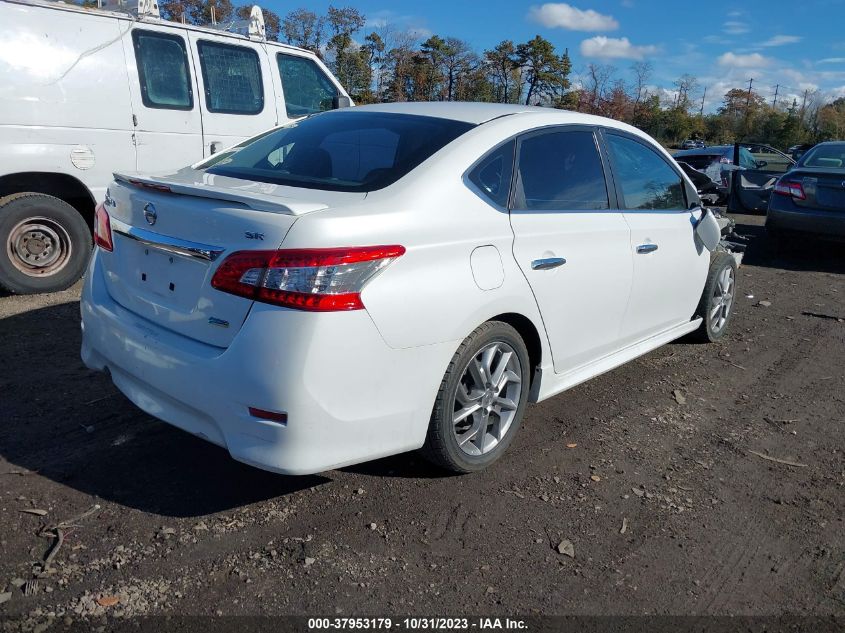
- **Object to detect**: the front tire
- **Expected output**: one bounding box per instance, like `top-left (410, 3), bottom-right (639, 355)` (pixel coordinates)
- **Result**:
top-left (692, 252), bottom-right (738, 343)
top-left (0, 193), bottom-right (92, 294)
top-left (422, 321), bottom-right (530, 473)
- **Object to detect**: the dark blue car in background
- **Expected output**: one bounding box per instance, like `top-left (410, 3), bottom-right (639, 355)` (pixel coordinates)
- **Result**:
top-left (766, 141), bottom-right (845, 245)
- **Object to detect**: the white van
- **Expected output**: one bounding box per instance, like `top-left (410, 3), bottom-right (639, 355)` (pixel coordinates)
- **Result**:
top-left (0, 0), bottom-right (350, 294)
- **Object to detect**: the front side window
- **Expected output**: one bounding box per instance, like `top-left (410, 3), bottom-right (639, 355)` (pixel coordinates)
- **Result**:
top-left (468, 141), bottom-right (515, 207)
top-left (277, 53), bottom-right (338, 118)
top-left (514, 129), bottom-right (609, 211)
top-left (197, 41), bottom-right (264, 114)
top-left (204, 111), bottom-right (474, 192)
top-left (606, 134), bottom-right (685, 210)
top-left (132, 30), bottom-right (193, 110)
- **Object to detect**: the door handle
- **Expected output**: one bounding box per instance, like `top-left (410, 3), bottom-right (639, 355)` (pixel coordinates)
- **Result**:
top-left (531, 257), bottom-right (566, 270)
top-left (636, 244), bottom-right (658, 254)
top-left (209, 141), bottom-right (223, 155)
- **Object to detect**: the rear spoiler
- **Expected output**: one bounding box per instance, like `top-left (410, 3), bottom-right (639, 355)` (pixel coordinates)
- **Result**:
top-left (113, 173), bottom-right (328, 216)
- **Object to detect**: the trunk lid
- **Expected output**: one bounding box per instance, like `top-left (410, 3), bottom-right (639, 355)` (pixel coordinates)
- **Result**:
top-left (101, 170), bottom-right (365, 347)
top-left (788, 169), bottom-right (845, 211)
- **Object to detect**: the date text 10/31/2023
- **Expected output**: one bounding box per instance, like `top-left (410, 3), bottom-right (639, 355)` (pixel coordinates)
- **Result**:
top-left (307, 617), bottom-right (529, 630)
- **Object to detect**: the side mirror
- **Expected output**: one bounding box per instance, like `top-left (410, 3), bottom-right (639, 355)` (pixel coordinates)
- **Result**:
top-left (694, 207), bottom-right (721, 251)
top-left (332, 95), bottom-right (352, 109)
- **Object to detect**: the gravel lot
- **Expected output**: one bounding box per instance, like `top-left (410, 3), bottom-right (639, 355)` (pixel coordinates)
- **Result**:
top-left (0, 213), bottom-right (843, 626)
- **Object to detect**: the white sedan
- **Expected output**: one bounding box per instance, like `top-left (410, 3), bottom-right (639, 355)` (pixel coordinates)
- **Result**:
top-left (80, 102), bottom-right (734, 475)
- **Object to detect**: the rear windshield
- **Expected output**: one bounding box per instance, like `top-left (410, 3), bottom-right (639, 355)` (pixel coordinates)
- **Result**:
top-left (800, 144), bottom-right (845, 169)
top-left (204, 111), bottom-right (475, 192)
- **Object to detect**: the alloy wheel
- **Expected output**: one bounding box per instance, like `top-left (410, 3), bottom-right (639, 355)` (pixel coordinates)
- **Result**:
top-left (452, 342), bottom-right (523, 456)
top-left (709, 265), bottom-right (734, 333)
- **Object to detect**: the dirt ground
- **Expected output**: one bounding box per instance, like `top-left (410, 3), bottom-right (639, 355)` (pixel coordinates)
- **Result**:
top-left (0, 213), bottom-right (843, 627)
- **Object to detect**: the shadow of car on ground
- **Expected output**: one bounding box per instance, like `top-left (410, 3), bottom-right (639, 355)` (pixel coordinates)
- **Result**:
top-left (0, 301), bottom-right (329, 517)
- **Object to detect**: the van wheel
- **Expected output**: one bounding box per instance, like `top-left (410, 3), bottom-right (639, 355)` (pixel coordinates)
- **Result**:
top-left (692, 252), bottom-right (738, 343)
top-left (422, 321), bottom-right (530, 473)
top-left (0, 193), bottom-right (92, 294)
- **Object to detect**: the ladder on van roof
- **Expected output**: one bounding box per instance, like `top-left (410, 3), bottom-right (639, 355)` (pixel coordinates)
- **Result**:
top-left (77, 0), bottom-right (268, 40)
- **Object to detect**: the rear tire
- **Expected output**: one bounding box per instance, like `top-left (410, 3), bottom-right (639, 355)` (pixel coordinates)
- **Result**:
top-left (692, 252), bottom-right (738, 343)
top-left (421, 321), bottom-right (531, 473)
top-left (0, 193), bottom-right (92, 294)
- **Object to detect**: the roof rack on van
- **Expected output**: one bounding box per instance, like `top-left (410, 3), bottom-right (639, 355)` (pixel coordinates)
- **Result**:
top-left (208, 4), bottom-right (266, 40)
top-left (99, 0), bottom-right (160, 19)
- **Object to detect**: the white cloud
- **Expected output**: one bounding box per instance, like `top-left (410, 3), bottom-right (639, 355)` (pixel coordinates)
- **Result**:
top-left (528, 3), bottom-right (618, 31)
top-left (580, 36), bottom-right (658, 60)
top-left (818, 57), bottom-right (845, 64)
top-left (407, 27), bottom-right (433, 39)
top-left (723, 20), bottom-right (749, 35)
top-left (717, 52), bottom-right (773, 68)
top-left (761, 35), bottom-right (801, 47)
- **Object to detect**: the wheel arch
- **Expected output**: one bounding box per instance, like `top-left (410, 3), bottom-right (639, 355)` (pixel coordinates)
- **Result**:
top-left (488, 311), bottom-right (543, 387)
top-left (0, 172), bottom-right (95, 234)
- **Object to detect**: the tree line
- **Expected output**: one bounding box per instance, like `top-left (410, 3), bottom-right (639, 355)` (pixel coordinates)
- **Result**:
top-left (154, 0), bottom-right (844, 148)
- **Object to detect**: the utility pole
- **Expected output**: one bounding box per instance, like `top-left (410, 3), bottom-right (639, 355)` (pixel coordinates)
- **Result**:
top-left (744, 78), bottom-right (754, 135)
top-left (699, 86), bottom-right (706, 117)
top-left (772, 84), bottom-right (779, 108)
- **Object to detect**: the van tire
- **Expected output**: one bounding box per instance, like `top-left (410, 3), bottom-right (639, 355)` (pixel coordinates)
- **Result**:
top-left (0, 193), bottom-right (92, 294)
top-left (421, 321), bottom-right (530, 473)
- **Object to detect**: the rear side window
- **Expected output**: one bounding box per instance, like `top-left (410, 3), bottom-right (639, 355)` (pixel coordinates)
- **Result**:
top-left (515, 130), bottom-right (609, 211)
top-left (277, 54), bottom-right (338, 118)
top-left (132, 30), bottom-right (193, 110)
top-left (204, 111), bottom-right (474, 192)
top-left (606, 134), bottom-right (685, 210)
top-left (802, 144), bottom-right (845, 168)
top-left (468, 141), bottom-right (515, 208)
top-left (197, 41), bottom-right (264, 114)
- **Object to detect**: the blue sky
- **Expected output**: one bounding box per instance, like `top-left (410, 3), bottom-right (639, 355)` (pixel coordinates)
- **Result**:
top-left (262, 0), bottom-right (845, 111)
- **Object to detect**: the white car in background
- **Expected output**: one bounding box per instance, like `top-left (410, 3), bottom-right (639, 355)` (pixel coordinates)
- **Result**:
top-left (80, 103), bottom-right (733, 475)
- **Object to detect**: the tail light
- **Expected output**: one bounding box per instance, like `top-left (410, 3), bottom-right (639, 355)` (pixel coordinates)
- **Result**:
top-left (211, 245), bottom-right (405, 311)
top-left (773, 179), bottom-right (806, 200)
top-left (93, 203), bottom-right (113, 252)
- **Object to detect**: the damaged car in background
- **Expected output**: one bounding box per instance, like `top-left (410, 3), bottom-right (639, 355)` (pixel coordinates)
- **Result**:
top-left (673, 143), bottom-right (795, 212)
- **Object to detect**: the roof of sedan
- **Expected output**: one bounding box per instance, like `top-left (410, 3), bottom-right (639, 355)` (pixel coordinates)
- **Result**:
top-left (351, 101), bottom-right (618, 126)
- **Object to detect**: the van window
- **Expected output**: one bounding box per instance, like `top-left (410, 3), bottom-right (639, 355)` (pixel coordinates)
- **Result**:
top-left (132, 30), bottom-right (193, 110)
top-left (197, 41), bottom-right (264, 115)
top-left (277, 53), bottom-right (338, 118)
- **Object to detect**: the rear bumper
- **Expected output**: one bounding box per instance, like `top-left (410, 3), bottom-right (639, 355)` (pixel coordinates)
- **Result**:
top-left (80, 251), bottom-right (457, 475)
top-left (766, 202), bottom-right (845, 240)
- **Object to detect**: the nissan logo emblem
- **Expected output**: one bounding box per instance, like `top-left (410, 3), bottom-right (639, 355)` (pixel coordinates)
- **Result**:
top-left (143, 202), bottom-right (157, 226)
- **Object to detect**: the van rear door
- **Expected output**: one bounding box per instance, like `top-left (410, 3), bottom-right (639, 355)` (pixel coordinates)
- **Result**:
top-left (122, 23), bottom-right (204, 173)
top-left (186, 31), bottom-right (278, 158)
